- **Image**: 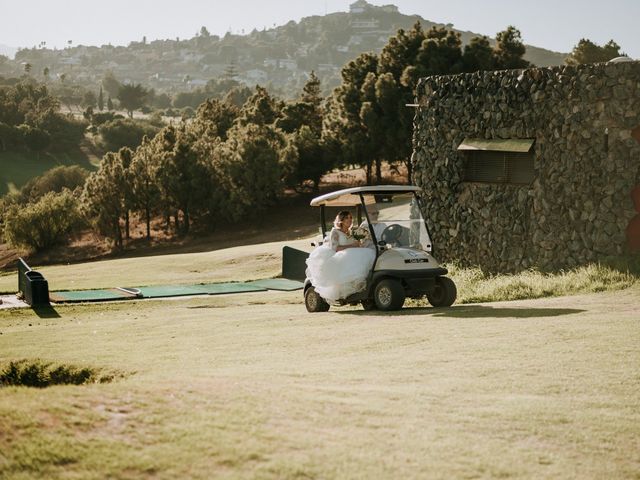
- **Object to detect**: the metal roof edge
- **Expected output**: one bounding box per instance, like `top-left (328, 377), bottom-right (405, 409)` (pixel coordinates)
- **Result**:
top-left (457, 138), bottom-right (535, 153)
top-left (310, 185), bottom-right (420, 206)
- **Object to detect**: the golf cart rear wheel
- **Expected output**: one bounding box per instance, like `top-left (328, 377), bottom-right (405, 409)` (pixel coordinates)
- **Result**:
top-left (305, 286), bottom-right (330, 313)
top-left (374, 279), bottom-right (405, 311)
top-left (427, 276), bottom-right (457, 307)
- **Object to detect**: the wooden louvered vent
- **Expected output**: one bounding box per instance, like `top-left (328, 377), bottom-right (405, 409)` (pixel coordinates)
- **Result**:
top-left (464, 151), bottom-right (534, 185)
top-left (458, 138), bottom-right (535, 185)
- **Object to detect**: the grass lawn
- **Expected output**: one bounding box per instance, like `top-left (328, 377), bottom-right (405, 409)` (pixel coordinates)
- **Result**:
top-left (0, 148), bottom-right (97, 196)
top-left (1, 286), bottom-right (639, 479)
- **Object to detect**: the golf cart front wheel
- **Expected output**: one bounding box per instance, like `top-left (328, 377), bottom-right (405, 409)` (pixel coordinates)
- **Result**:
top-left (427, 276), bottom-right (457, 307)
top-left (374, 279), bottom-right (405, 311)
top-left (305, 286), bottom-right (330, 313)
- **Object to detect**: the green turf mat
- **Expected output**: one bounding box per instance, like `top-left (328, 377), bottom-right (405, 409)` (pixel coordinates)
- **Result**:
top-left (50, 288), bottom-right (139, 303)
top-left (134, 285), bottom-right (204, 298)
top-left (192, 282), bottom-right (268, 295)
top-left (49, 279), bottom-right (298, 304)
top-left (245, 278), bottom-right (304, 291)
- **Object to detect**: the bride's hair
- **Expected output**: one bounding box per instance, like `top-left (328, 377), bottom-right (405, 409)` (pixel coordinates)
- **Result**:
top-left (334, 210), bottom-right (352, 229)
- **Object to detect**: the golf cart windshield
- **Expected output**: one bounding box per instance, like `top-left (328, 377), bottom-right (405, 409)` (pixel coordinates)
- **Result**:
top-left (362, 192), bottom-right (432, 252)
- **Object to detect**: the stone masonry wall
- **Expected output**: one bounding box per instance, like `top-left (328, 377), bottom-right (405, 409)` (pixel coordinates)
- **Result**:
top-left (412, 61), bottom-right (640, 272)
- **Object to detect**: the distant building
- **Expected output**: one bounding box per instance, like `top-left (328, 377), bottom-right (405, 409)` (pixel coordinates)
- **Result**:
top-left (187, 78), bottom-right (207, 88)
top-left (380, 4), bottom-right (399, 13)
top-left (349, 0), bottom-right (370, 14)
top-left (351, 19), bottom-right (380, 29)
top-left (348, 35), bottom-right (363, 46)
top-left (242, 69), bottom-right (268, 84)
top-left (59, 57), bottom-right (81, 66)
top-left (317, 64), bottom-right (339, 73)
top-left (350, 1), bottom-right (398, 14)
top-left (264, 58), bottom-right (297, 70)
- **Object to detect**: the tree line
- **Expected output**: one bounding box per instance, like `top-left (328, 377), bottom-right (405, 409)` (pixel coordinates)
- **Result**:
top-left (0, 23), bottom-right (627, 252)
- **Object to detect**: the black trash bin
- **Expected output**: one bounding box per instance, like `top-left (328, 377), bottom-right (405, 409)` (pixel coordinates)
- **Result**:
top-left (23, 270), bottom-right (50, 306)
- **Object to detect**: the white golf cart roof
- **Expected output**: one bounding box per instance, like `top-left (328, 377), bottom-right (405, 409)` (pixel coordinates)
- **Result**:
top-left (310, 185), bottom-right (421, 207)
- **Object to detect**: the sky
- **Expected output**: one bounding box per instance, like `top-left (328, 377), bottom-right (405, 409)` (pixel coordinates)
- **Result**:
top-left (1, 0), bottom-right (638, 58)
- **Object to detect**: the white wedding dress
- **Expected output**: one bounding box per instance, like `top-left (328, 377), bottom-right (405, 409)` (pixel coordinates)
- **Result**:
top-left (305, 227), bottom-right (376, 303)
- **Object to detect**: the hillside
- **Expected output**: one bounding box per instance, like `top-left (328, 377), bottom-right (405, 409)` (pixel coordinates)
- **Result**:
top-left (1, 1), bottom-right (566, 97)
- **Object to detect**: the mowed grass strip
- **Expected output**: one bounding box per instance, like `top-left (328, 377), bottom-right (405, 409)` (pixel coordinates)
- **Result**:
top-left (0, 287), bottom-right (639, 479)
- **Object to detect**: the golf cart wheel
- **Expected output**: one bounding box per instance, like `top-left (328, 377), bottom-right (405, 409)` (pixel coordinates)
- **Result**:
top-left (374, 279), bottom-right (405, 311)
top-left (361, 299), bottom-right (377, 311)
top-left (305, 286), bottom-right (330, 313)
top-left (427, 276), bottom-right (457, 307)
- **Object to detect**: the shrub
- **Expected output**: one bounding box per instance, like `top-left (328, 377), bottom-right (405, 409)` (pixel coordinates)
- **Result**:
top-left (91, 111), bottom-right (124, 126)
top-left (0, 121), bottom-right (22, 150)
top-left (3, 189), bottom-right (83, 251)
top-left (18, 124), bottom-right (50, 157)
top-left (98, 118), bottom-right (160, 152)
top-left (36, 113), bottom-right (87, 151)
top-left (20, 165), bottom-right (90, 203)
top-left (147, 111), bottom-right (165, 127)
top-left (0, 359), bottom-right (118, 387)
top-left (181, 106), bottom-right (195, 119)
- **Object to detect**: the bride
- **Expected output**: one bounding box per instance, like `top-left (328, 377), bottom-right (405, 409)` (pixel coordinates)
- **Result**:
top-left (305, 210), bottom-right (376, 304)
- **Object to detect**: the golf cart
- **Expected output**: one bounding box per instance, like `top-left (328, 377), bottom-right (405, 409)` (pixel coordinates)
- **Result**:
top-left (304, 185), bottom-right (457, 312)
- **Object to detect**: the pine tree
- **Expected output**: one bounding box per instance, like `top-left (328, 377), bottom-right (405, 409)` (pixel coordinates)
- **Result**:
top-left (130, 137), bottom-right (160, 239)
top-left (493, 26), bottom-right (530, 69)
top-left (82, 151), bottom-right (127, 248)
top-left (565, 39), bottom-right (624, 65)
top-left (98, 86), bottom-right (104, 111)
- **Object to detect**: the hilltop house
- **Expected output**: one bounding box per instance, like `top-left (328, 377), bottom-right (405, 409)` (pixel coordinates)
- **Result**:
top-left (349, 0), bottom-right (370, 14)
top-left (351, 19), bottom-right (380, 29)
top-left (350, 0), bottom-right (399, 15)
top-left (411, 60), bottom-right (640, 271)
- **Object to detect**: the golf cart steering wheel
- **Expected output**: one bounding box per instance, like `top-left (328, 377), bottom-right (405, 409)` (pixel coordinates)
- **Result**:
top-left (380, 224), bottom-right (403, 247)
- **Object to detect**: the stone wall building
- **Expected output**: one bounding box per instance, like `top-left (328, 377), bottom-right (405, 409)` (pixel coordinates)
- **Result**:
top-left (411, 60), bottom-right (640, 272)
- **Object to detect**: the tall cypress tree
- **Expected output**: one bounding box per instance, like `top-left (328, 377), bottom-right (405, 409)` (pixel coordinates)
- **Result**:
top-left (98, 86), bottom-right (104, 111)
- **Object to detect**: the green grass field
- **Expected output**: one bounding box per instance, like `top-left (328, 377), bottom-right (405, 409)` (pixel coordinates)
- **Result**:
top-left (1, 286), bottom-right (639, 479)
top-left (0, 148), bottom-right (97, 196)
top-left (1, 238), bottom-right (639, 478)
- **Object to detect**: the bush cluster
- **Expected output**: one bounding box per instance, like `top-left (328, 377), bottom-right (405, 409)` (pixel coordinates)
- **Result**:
top-left (97, 118), bottom-right (161, 152)
top-left (2, 189), bottom-right (83, 251)
top-left (0, 359), bottom-right (116, 387)
top-left (0, 80), bottom-right (86, 154)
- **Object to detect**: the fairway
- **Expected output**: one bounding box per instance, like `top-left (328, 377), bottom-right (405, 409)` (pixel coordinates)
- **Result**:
top-left (1, 286), bottom-right (638, 479)
top-left (0, 149), bottom-right (97, 196)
